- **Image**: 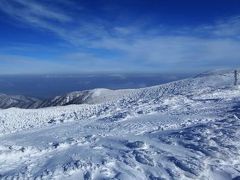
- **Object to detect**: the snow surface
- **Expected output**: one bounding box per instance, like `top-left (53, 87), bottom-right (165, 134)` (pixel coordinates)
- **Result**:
top-left (0, 70), bottom-right (240, 179)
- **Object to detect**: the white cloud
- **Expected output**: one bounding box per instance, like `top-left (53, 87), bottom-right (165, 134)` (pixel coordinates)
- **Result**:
top-left (0, 0), bottom-right (72, 35)
top-left (91, 35), bottom-right (240, 68)
top-left (0, 0), bottom-right (240, 72)
top-left (0, 55), bottom-right (59, 74)
top-left (212, 16), bottom-right (240, 38)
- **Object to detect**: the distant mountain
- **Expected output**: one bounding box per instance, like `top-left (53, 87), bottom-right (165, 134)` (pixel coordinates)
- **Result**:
top-left (39, 88), bottom-right (133, 108)
top-left (0, 69), bottom-right (238, 109)
top-left (0, 94), bottom-right (42, 109)
top-left (0, 88), bottom-right (132, 109)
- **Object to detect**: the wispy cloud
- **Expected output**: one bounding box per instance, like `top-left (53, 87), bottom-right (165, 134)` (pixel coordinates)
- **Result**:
top-left (86, 16), bottom-right (240, 71)
top-left (0, 0), bottom-right (240, 73)
top-left (202, 16), bottom-right (240, 38)
top-left (0, 0), bottom-right (72, 33)
top-left (0, 54), bottom-right (79, 74)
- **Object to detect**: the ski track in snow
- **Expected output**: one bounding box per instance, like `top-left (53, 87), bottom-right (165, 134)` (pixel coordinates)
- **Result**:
top-left (0, 71), bottom-right (240, 179)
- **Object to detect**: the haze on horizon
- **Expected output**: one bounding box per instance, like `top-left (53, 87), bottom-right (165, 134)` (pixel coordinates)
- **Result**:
top-left (0, 0), bottom-right (240, 74)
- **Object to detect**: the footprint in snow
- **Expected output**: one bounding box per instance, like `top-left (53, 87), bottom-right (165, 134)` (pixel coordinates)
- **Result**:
top-left (125, 141), bottom-right (145, 149)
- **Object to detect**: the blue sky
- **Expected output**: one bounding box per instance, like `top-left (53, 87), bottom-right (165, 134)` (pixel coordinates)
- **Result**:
top-left (0, 0), bottom-right (240, 74)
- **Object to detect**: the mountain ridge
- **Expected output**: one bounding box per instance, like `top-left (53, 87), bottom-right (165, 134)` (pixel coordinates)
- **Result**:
top-left (0, 69), bottom-right (238, 109)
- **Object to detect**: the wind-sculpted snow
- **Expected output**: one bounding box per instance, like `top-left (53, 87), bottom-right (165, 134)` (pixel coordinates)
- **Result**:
top-left (0, 70), bottom-right (240, 179)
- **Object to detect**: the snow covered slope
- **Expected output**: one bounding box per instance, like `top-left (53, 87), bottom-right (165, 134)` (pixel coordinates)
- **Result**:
top-left (38, 88), bottom-right (132, 108)
top-left (0, 70), bottom-right (240, 179)
top-left (0, 94), bottom-right (41, 109)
